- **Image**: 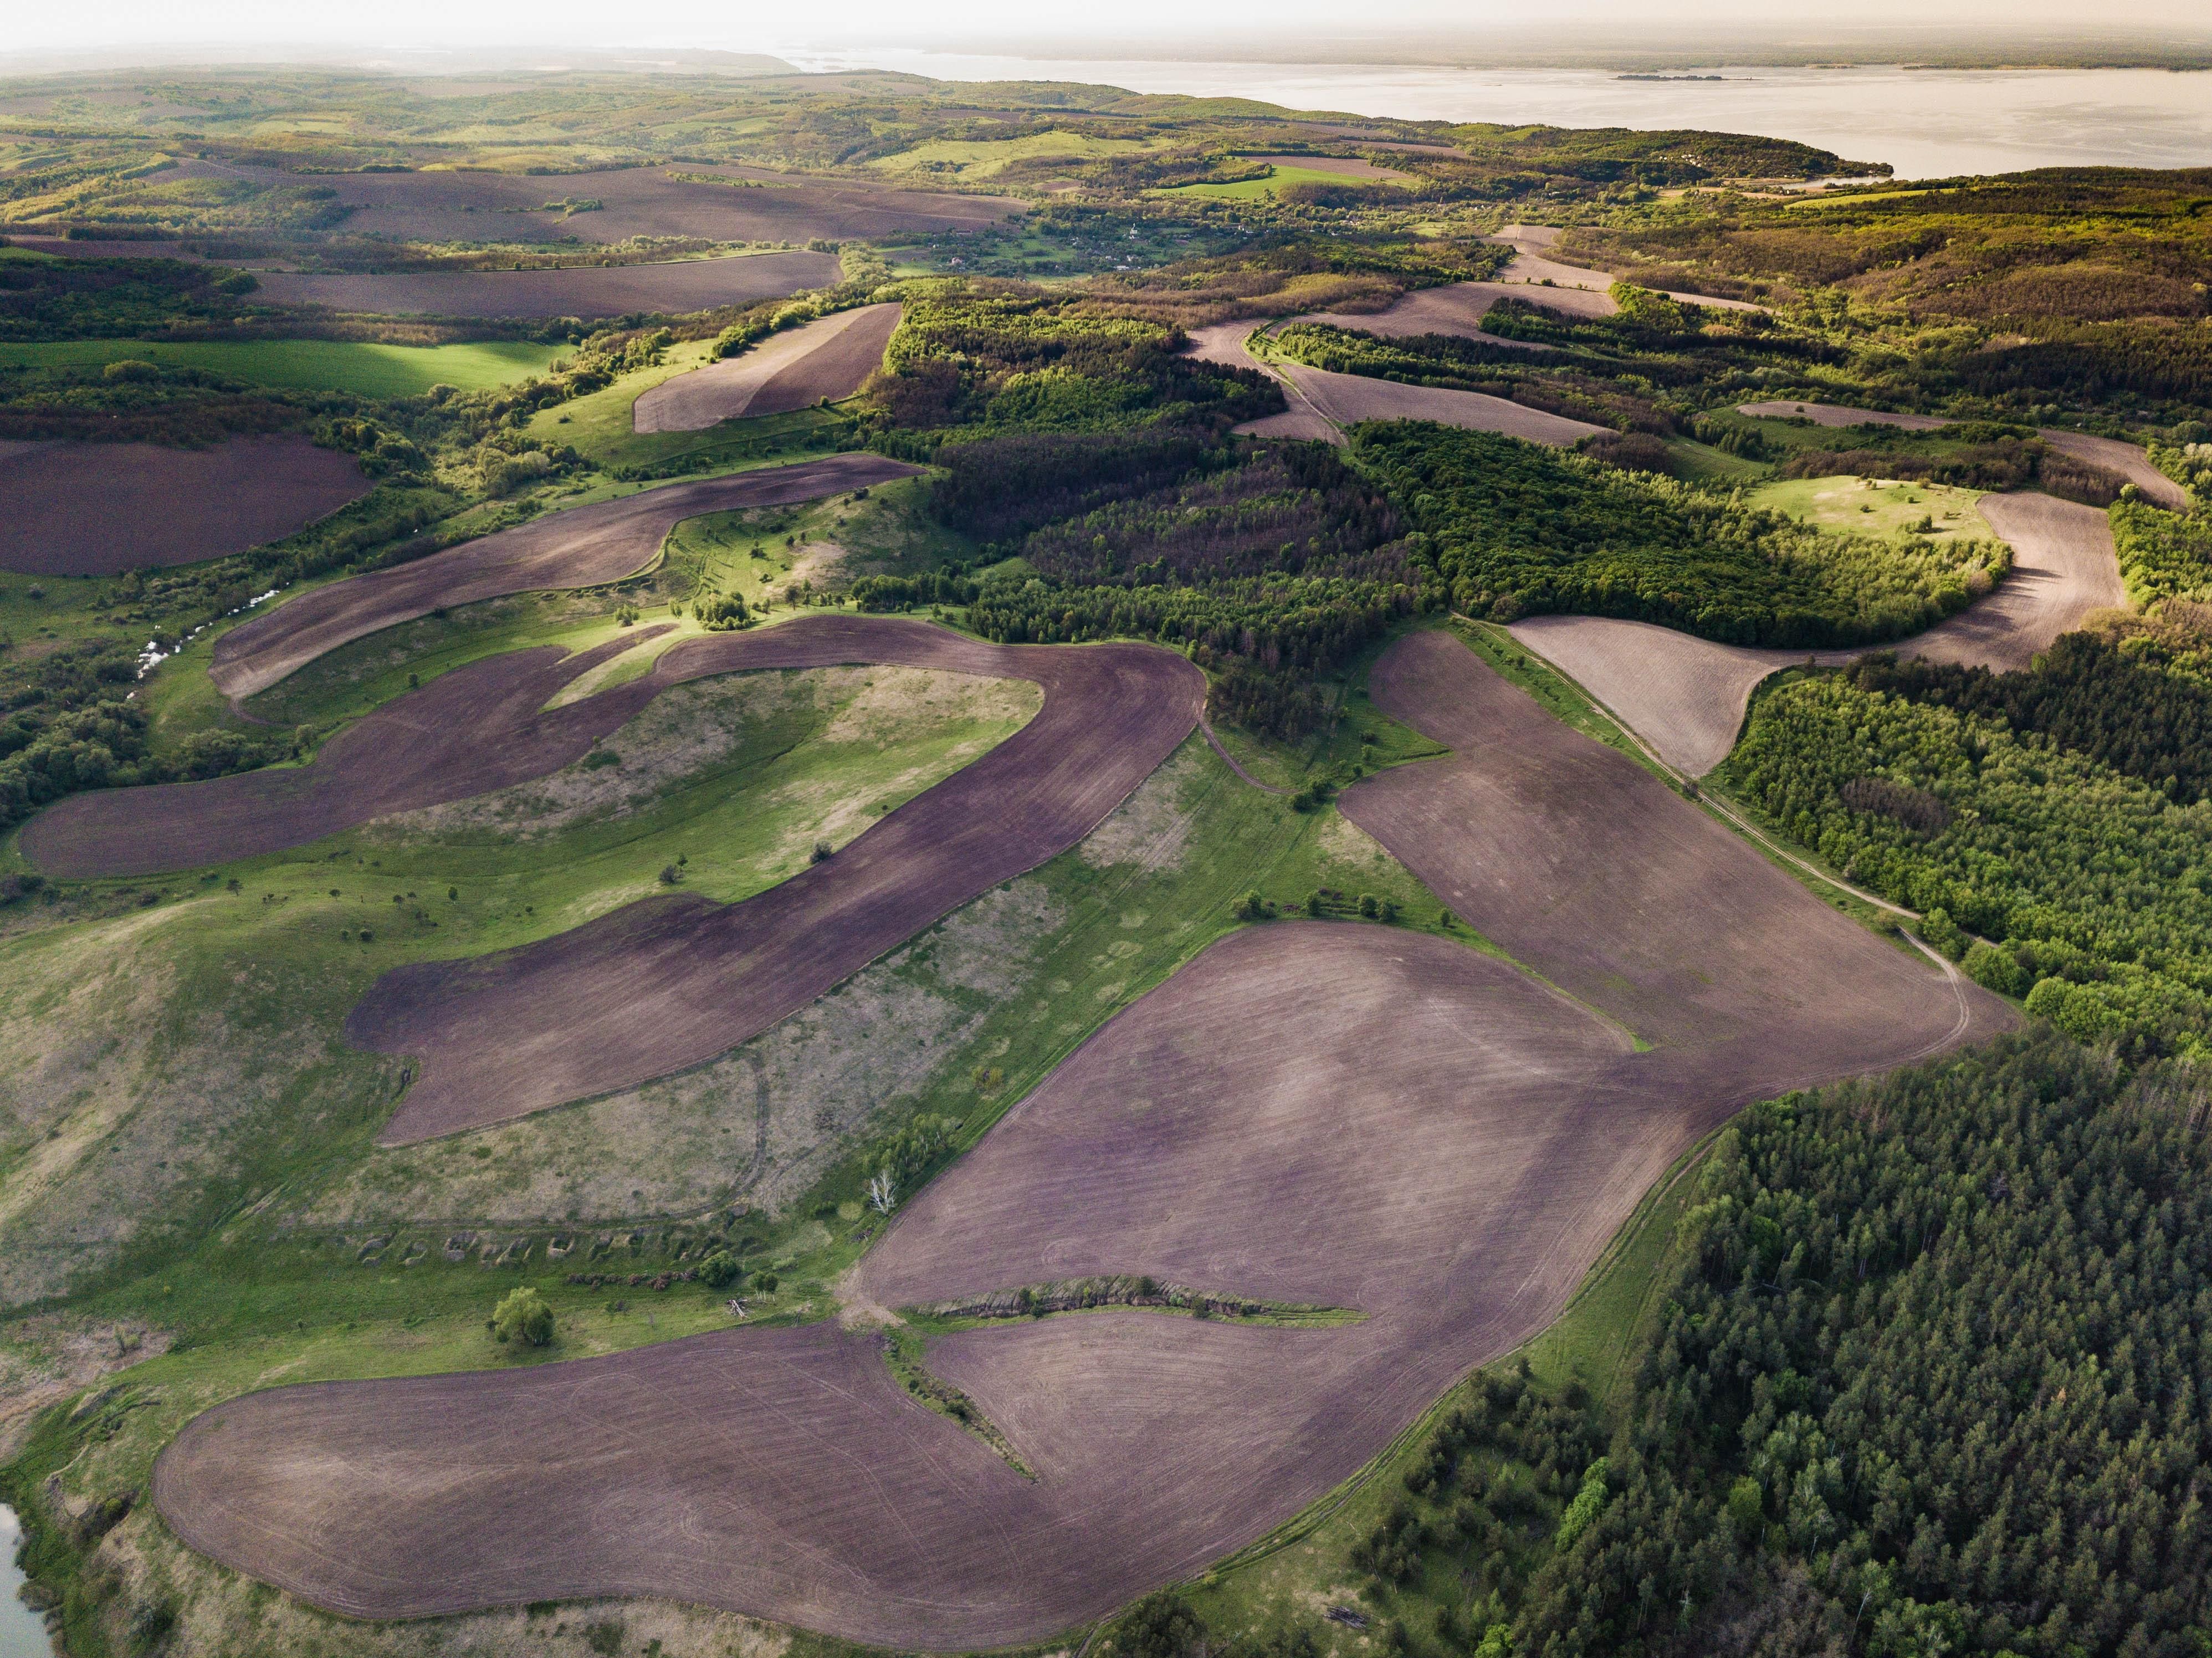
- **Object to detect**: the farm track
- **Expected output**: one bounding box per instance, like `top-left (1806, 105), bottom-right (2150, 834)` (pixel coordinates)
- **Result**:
top-left (345, 617), bottom-right (1205, 1141)
top-left (154, 635), bottom-right (2007, 1647)
top-left (1509, 491), bottom-right (2128, 774)
top-left (0, 434), bottom-right (370, 576)
top-left (632, 304), bottom-right (901, 433)
top-left (207, 453), bottom-right (919, 700)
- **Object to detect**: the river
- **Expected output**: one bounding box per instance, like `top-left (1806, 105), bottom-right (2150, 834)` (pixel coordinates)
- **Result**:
top-left (785, 51), bottom-right (2212, 180)
top-left (0, 1509), bottom-right (49, 1658)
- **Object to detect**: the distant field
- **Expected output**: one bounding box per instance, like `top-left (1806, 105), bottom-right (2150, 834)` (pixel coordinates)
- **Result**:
top-left (869, 129), bottom-right (1159, 181)
top-left (0, 337), bottom-right (562, 397)
top-left (1751, 474), bottom-right (1995, 543)
top-left (1163, 162), bottom-right (1416, 201)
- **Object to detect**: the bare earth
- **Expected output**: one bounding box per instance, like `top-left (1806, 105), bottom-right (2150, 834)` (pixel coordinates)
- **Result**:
top-left (251, 250), bottom-right (841, 321)
top-left (344, 617), bottom-right (1205, 1141)
top-left (208, 453), bottom-right (918, 700)
top-left (0, 435), bottom-right (369, 576)
top-left (1278, 362), bottom-right (1607, 446)
top-left (181, 158), bottom-right (1021, 248)
top-left (631, 304), bottom-right (902, 433)
top-left (1510, 492), bottom-right (2128, 774)
top-left (153, 636), bottom-right (2005, 1648)
top-left (1734, 402), bottom-right (2188, 510)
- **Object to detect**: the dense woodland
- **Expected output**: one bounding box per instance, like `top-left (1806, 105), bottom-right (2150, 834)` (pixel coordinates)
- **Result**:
top-left (1351, 422), bottom-right (2004, 645)
top-left (1155, 1032), bottom-right (2212, 1658)
top-left (1724, 671), bottom-right (2212, 1060)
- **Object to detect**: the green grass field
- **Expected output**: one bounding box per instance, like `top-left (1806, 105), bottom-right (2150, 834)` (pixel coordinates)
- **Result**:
top-left (528, 339), bottom-right (859, 473)
top-left (1750, 473), bottom-right (1994, 543)
top-left (869, 129), bottom-right (1161, 181)
top-left (1159, 163), bottom-right (1415, 201)
top-left (0, 337), bottom-right (564, 397)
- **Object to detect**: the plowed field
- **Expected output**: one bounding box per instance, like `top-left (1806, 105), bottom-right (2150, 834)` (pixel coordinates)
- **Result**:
top-left (343, 618), bottom-right (1204, 1140)
top-left (252, 250), bottom-right (839, 320)
top-left (0, 435), bottom-right (369, 576)
top-left (1512, 491), bottom-right (2128, 773)
top-left (631, 304), bottom-right (900, 433)
top-left (153, 635), bottom-right (2005, 1647)
top-left (1279, 363), bottom-right (1606, 446)
top-left (185, 158), bottom-right (1020, 248)
top-left (209, 453), bottom-right (918, 700)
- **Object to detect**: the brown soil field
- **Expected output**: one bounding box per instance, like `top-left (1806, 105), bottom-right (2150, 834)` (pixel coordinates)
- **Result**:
top-left (4, 237), bottom-right (209, 262)
top-left (0, 434), bottom-right (369, 576)
top-left (22, 628), bottom-right (680, 879)
top-left (345, 617), bottom-right (1204, 1141)
top-left (208, 453), bottom-right (918, 700)
top-left (2039, 429), bottom-right (2189, 509)
top-left (190, 158), bottom-right (1021, 248)
top-left (1489, 227), bottom-right (1766, 313)
top-left (154, 642), bottom-right (2004, 1646)
top-left (1278, 362), bottom-right (1607, 446)
top-left (1247, 153), bottom-right (1412, 181)
top-left (1293, 282), bottom-right (1565, 347)
top-left (250, 250), bottom-right (841, 320)
top-left (1509, 492), bottom-right (2127, 774)
top-left (631, 304), bottom-right (901, 433)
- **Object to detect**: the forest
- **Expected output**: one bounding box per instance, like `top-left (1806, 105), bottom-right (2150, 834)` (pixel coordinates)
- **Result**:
top-left (1350, 422), bottom-right (2005, 645)
top-left (1183, 1031), bottom-right (2212, 1658)
top-left (1722, 671), bottom-right (2212, 1059)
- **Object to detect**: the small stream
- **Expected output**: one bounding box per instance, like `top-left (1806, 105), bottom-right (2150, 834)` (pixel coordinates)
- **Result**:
top-left (0, 1508), bottom-right (53, 1658)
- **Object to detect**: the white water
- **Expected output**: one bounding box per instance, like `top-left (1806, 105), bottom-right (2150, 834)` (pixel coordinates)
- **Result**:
top-left (0, 1509), bottom-right (53, 1658)
top-left (785, 52), bottom-right (2212, 180)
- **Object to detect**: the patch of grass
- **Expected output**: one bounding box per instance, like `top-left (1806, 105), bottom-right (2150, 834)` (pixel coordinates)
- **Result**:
top-left (869, 130), bottom-right (1161, 182)
top-left (0, 337), bottom-right (562, 397)
top-left (1749, 473), bottom-right (1993, 543)
top-left (1160, 164), bottom-right (1412, 202)
top-left (526, 342), bottom-right (857, 474)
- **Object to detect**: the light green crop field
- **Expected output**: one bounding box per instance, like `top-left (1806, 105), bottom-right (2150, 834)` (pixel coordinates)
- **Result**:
top-left (0, 337), bottom-right (564, 397)
top-left (1160, 162), bottom-right (1416, 201)
top-left (869, 129), bottom-right (1161, 181)
top-left (1750, 473), bottom-right (1994, 543)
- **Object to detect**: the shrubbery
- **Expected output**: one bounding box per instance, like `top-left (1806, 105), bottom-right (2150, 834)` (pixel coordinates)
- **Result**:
top-left (1354, 422), bottom-right (2005, 647)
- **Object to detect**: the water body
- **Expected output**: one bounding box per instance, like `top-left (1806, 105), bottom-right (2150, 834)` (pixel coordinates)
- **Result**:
top-left (790, 52), bottom-right (2212, 180)
top-left (0, 1509), bottom-right (50, 1658)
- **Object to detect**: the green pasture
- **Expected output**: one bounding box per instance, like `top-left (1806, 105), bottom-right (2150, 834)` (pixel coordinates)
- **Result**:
top-left (869, 129), bottom-right (1161, 182)
top-left (1159, 162), bottom-right (1415, 201)
top-left (1750, 473), bottom-right (1994, 543)
top-left (528, 339), bottom-right (859, 473)
top-left (0, 337), bottom-right (564, 397)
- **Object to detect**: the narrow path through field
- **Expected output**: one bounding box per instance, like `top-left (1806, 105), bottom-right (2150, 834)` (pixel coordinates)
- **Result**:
top-left (154, 635), bottom-right (2007, 1650)
top-left (209, 453), bottom-right (919, 700)
top-left (1510, 490), bottom-right (2128, 775)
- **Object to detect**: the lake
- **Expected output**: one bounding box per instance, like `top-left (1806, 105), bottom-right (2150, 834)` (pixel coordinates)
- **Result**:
top-left (789, 52), bottom-right (2212, 180)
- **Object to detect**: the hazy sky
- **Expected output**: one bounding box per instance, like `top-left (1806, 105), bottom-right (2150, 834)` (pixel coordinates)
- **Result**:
top-left (8, 2), bottom-right (2211, 60)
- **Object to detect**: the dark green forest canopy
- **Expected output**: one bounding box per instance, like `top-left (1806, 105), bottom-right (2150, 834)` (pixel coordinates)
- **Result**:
top-left (1349, 422), bottom-right (2001, 647)
top-left (1722, 671), bottom-right (2212, 1060)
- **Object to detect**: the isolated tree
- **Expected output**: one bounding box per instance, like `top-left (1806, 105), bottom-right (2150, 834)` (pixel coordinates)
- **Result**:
top-left (489, 1286), bottom-right (554, 1348)
top-left (867, 1170), bottom-right (897, 1215)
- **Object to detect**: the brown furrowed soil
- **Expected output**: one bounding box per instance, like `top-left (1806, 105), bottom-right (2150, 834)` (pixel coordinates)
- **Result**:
top-left (631, 304), bottom-right (901, 433)
top-left (189, 158), bottom-right (1021, 248)
top-left (344, 617), bottom-right (1204, 1141)
top-left (1278, 362), bottom-right (1606, 446)
top-left (208, 453), bottom-right (919, 700)
top-left (22, 628), bottom-right (681, 878)
top-left (1294, 282), bottom-right (1565, 347)
top-left (1490, 227), bottom-right (1765, 313)
top-left (0, 434), bottom-right (369, 576)
top-left (1510, 491), bottom-right (2127, 773)
top-left (154, 643), bottom-right (2002, 1646)
top-left (251, 250), bottom-right (841, 320)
